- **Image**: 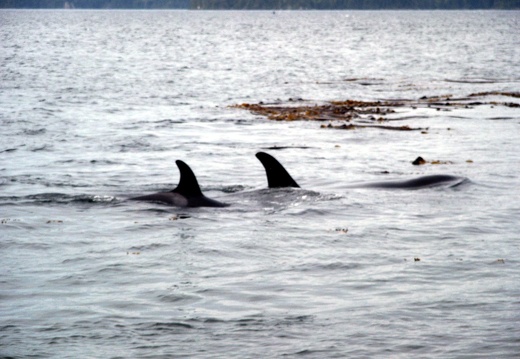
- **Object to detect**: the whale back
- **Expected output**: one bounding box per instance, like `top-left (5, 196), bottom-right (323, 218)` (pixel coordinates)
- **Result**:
top-left (349, 174), bottom-right (466, 189)
top-left (255, 152), bottom-right (300, 188)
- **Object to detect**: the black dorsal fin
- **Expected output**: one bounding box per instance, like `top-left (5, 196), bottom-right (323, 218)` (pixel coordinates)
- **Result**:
top-left (255, 152), bottom-right (300, 188)
top-left (172, 160), bottom-right (203, 198)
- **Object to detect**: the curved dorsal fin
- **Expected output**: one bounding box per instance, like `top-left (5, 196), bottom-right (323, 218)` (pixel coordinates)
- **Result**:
top-left (255, 152), bottom-right (300, 188)
top-left (172, 160), bottom-right (203, 198)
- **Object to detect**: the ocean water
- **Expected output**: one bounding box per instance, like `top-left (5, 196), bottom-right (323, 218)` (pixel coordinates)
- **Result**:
top-left (1, 9), bottom-right (519, 358)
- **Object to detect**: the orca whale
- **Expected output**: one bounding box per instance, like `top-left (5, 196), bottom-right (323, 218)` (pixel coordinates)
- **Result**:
top-left (255, 151), bottom-right (465, 190)
top-left (130, 153), bottom-right (464, 208)
top-left (130, 160), bottom-right (229, 207)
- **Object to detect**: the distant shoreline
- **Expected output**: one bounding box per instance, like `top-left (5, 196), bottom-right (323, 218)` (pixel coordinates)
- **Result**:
top-left (1, 7), bottom-right (519, 10)
top-left (1, 0), bottom-right (518, 10)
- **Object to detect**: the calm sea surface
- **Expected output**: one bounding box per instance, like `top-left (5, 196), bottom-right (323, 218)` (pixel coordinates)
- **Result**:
top-left (1, 9), bottom-right (519, 358)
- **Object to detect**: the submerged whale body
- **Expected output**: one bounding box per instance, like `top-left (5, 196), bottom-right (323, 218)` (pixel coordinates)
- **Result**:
top-left (130, 160), bottom-right (229, 207)
top-left (350, 174), bottom-right (466, 189)
top-left (255, 151), bottom-right (465, 190)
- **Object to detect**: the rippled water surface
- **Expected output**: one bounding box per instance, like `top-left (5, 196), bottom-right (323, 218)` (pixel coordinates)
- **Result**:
top-left (1, 9), bottom-right (519, 358)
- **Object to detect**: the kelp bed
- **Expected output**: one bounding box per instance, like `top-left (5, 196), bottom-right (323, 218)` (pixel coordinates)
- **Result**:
top-left (232, 92), bottom-right (519, 132)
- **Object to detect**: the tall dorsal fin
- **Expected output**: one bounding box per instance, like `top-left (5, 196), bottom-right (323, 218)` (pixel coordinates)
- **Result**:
top-left (172, 160), bottom-right (203, 198)
top-left (255, 152), bottom-right (300, 188)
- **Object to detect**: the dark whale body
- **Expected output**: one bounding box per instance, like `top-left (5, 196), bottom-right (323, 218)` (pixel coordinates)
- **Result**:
top-left (255, 152), bottom-right (465, 190)
top-left (349, 174), bottom-right (465, 189)
top-left (130, 160), bottom-right (228, 207)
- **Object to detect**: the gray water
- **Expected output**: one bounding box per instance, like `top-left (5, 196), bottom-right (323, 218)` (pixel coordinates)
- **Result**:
top-left (1, 9), bottom-right (519, 358)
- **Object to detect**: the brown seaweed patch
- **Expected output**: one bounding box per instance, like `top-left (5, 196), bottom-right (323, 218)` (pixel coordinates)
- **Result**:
top-left (233, 103), bottom-right (328, 121)
top-left (322, 123), bottom-right (424, 131)
top-left (233, 92), bottom-right (518, 132)
top-left (469, 92), bottom-right (520, 107)
top-left (233, 100), bottom-right (425, 132)
top-left (330, 228), bottom-right (349, 234)
top-left (231, 101), bottom-right (402, 129)
top-left (262, 146), bottom-right (313, 150)
top-left (2, 218), bottom-right (21, 224)
top-left (469, 91), bottom-right (520, 98)
top-left (329, 99), bottom-right (401, 108)
top-left (430, 160), bottom-right (454, 165)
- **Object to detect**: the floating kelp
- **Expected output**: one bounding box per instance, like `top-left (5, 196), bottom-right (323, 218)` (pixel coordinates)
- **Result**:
top-left (233, 92), bottom-right (519, 132)
top-left (321, 123), bottom-right (424, 131)
top-left (232, 100), bottom-right (417, 131)
top-left (412, 156), bottom-right (427, 165)
top-left (412, 156), bottom-right (455, 165)
top-left (261, 146), bottom-right (315, 150)
top-left (1, 218), bottom-right (20, 224)
top-left (469, 91), bottom-right (520, 99)
top-left (233, 100), bottom-right (396, 122)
